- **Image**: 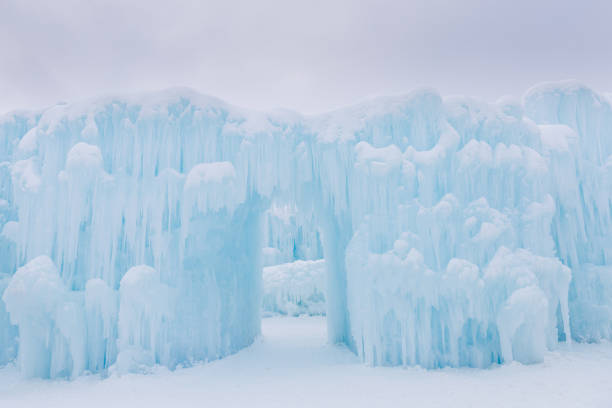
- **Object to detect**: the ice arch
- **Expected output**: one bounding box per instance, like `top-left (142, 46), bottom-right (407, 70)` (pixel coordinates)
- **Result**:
top-left (0, 81), bottom-right (610, 378)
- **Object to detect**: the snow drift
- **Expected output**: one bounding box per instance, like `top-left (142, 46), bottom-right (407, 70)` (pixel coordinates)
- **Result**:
top-left (0, 81), bottom-right (610, 377)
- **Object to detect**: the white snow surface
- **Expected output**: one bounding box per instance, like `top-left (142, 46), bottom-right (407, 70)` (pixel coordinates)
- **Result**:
top-left (1, 316), bottom-right (611, 408)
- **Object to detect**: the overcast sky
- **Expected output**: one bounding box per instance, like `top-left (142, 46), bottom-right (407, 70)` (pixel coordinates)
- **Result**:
top-left (1, 0), bottom-right (611, 114)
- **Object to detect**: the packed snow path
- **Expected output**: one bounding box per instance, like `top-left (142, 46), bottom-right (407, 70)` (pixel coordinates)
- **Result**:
top-left (1, 316), bottom-right (612, 408)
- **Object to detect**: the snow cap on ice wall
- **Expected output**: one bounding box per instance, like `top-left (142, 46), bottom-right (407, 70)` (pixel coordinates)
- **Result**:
top-left (0, 81), bottom-right (610, 377)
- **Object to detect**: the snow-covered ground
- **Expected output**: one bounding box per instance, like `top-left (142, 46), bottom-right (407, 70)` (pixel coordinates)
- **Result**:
top-left (1, 316), bottom-right (611, 408)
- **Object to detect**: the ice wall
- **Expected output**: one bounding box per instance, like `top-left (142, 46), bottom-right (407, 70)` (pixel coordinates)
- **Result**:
top-left (0, 81), bottom-right (610, 376)
top-left (261, 204), bottom-right (323, 267)
top-left (262, 259), bottom-right (326, 316)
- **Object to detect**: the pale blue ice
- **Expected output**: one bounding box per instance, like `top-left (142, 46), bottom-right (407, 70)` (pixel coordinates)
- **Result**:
top-left (0, 81), bottom-right (610, 378)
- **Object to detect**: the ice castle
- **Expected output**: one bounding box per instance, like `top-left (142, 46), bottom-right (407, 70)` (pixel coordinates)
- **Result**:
top-left (0, 81), bottom-right (610, 378)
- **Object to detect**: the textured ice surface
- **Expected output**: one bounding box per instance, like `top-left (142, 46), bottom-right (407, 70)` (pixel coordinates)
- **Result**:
top-left (0, 81), bottom-right (610, 377)
top-left (261, 204), bottom-right (323, 266)
top-left (262, 259), bottom-right (326, 316)
top-left (2, 256), bottom-right (84, 378)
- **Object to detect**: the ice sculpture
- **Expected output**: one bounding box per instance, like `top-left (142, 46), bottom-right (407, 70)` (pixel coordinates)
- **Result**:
top-left (261, 203), bottom-right (323, 266)
top-left (262, 259), bottom-right (326, 316)
top-left (0, 81), bottom-right (610, 377)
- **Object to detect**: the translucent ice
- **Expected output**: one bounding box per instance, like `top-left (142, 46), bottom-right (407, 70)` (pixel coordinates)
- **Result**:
top-left (0, 81), bottom-right (609, 377)
top-left (262, 259), bottom-right (326, 316)
top-left (2, 256), bottom-right (84, 378)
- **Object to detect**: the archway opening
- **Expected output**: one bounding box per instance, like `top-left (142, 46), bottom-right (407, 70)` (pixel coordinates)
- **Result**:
top-left (258, 199), bottom-right (353, 349)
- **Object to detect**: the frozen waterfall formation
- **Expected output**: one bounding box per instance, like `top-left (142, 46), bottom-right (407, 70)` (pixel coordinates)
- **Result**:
top-left (262, 259), bottom-right (326, 316)
top-left (0, 81), bottom-right (611, 378)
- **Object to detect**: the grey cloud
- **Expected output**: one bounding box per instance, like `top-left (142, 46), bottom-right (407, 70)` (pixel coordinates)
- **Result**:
top-left (1, 0), bottom-right (611, 114)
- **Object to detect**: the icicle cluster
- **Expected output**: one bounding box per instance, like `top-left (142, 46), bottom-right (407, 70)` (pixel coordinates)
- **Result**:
top-left (0, 81), bottom-right (610, 377)
top-left (262, 259), bottom-right (326, 316)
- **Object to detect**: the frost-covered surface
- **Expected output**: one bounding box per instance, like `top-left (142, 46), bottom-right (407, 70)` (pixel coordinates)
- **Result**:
top-left (0, 81), bottom-right (610, 377)
top-left (1, 317), bottom-right (612, 408)
top-left (262, 259), bottom-right (326, 316)
top-left (261, 204), bottom-right (323, 267)
top-left (0, 272), bottom-right (17, 366)
top-left (2, 256), bottom-right (85, 378)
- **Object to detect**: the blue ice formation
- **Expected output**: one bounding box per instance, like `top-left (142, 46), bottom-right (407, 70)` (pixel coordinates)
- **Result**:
top-left (261, 203), bottom-right (323, 267)
top-left (262, 259), bottom-right (326, 316)
top-left (261, 204), bottom-right (326, 316)
top-left (0, 81), bottom-right (610, 377)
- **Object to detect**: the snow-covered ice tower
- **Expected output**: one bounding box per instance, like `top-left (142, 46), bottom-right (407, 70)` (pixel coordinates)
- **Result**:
top-left (0, 81), bottom-right (610, 377)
